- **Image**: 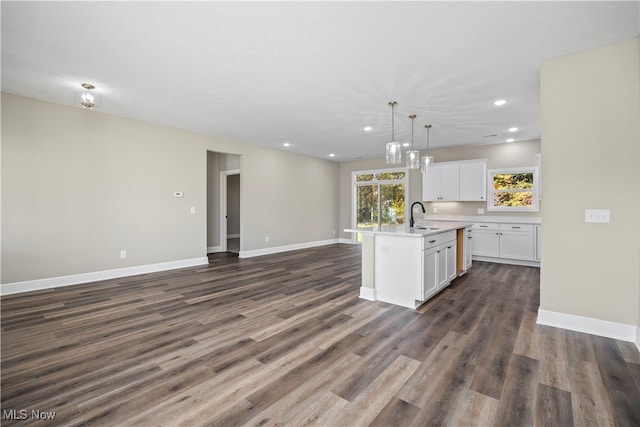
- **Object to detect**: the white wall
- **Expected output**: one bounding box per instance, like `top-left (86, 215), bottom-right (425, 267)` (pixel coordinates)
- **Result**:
top-left (540, 38), bottom-right (640, 331)
top-left (1, 93), bottom-right (340, 285)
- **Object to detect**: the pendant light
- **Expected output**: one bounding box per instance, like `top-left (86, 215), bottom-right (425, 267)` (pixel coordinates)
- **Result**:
top-left (406, 114), bottom-right (420, 169)
top-left (421, 124), bottom-right (434, 173)
top-left (385, 101), bottom-right (402, 164)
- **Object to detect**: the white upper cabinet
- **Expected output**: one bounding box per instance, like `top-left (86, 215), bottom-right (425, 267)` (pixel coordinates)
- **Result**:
top-left (459, 162), bottom-right (487, 201)
top-left (423, 164), bottom-right (459, 201)
top-left (423, 159), bottom-right (488, 202)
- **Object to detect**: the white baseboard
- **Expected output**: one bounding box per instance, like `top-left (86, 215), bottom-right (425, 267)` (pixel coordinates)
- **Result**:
top-left (537, 308), bottom-right (638, 343)
top-left (473, 255), bottom-right (540, 268)
top-left (0, 257), bottom-right (209, 296)
top-left (339, 238), bottom-right (357, 244)
top-left (359, 286), bottom-right (376, 301)
top-left (238, 238), bottom-right (340, 258)
top-left (227, 234), bottom-right (240, 239)
top-left (207, 246), bottom-right (222, 253)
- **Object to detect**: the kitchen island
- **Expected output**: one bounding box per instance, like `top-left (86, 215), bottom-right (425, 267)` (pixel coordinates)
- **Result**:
top-left (345, 222), bottom-right (472, 309)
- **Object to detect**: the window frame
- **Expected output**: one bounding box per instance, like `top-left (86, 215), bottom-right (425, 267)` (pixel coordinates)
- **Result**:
top-left (487, 166), bottom-right (540, 212)
top-left (351, 167), bottom-right (408, 242)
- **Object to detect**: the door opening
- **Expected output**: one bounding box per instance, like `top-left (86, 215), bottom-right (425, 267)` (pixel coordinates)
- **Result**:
top-left (220, 170), bottom-right (240, 253)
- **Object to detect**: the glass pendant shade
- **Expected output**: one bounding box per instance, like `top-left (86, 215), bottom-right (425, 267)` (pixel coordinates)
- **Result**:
top-left (406, 114), bottom-right (420, 169)
top-left (421, 155), bottom-right (434, 173)
top-left (386, 141), bottom-right (402, 164)
top-left (422, 123), bottom-right (434, 173)
top-left (406, 149), bottom-right (420, 169)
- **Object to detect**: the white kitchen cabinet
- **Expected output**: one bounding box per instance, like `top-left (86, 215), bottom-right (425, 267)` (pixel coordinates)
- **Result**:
top-left (459, 162), bottom-right (487, 201)
top-left (535, 225), bottom-right (542, 261)
top-left (436, 232), bottom-right (457, 289)
top-left (463, 226), bottom-right (473, 272)
top-left (422, 246), bottom-right (438, 300)
top-left (423, 164), bottom-right (460, 201)
top-left (499, 224), bottom-right (534, 261)
top-left (472, 222), bottom-right (535, 262)
top-left (471, 223), bottom-right (500, 257)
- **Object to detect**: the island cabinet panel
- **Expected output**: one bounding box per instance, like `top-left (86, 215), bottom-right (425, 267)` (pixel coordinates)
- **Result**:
top-left (374, 235), bottom-right (423, 308)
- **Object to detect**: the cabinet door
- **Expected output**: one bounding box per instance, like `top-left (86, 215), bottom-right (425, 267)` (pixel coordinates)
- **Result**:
top-left (422, 167), bottom-right (442, 201)
top-left (464, 233), bottom-right (473, 270)
top-left (422, 247), bottom-right (438, 300)
top-left (446, 242), bottom-right (457, 282)
top-left (439, 164), bottom-right (460, 201)
top-left (472, 230), bottom-right (500, 257)
top-left (459, 163), bottom-right (486, 201)
top-left (437, 247), bottom-right (448, 288)
top-left (500, 231), bottom-right (534, 260)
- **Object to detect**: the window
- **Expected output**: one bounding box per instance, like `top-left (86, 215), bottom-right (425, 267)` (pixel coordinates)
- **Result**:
top-left (352, 169), bottom-right (407, 242)
top-left (488, 166), bottom-right (539, 212)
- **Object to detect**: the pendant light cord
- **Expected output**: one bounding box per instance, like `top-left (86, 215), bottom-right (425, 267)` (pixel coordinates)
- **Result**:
top-left (389, 101), bottom-right (397, 142)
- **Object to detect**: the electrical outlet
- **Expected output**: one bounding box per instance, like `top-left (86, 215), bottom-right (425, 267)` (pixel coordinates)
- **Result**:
top-left (265, 236), bottom-right (270, 243)
top-left (190, 206), bottom-right (196, 214)
top-left (120, 250), bottom-right (127, 259)
top-left (477, 208), bottom-right (485, 214)
top-left (433, 207), bottom-right (438, 213)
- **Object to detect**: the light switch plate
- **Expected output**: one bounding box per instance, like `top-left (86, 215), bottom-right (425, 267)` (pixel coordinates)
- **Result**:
top-left (585, 209), bottom-right (610, 223)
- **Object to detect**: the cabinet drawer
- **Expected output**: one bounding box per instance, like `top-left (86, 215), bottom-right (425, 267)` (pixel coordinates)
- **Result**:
top-left (423, 235), bottom-right (440, 250)
top-left (440, 230), bottom-right (456, 243)
top-left (473, 222), bottom-right (499, 231)
top-left (499, 223), bottom-right (534, 232)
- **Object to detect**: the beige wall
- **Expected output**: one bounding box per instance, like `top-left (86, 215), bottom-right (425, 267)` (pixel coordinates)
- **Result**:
top-left (540, 38), bottom-right (640, 327)
top-left (1, 93), bottom-right (340, 284)
top-left (338, 139), bottom-right (541, 240)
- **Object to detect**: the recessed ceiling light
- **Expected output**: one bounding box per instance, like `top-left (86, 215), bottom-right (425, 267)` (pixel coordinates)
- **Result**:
top-left (493, 99), bottom-right (508, 106)
top-left (283, 142), bottom-right (291, 147)
top-left (363, 126), bottom-right (373, 132)
top-left (506, 138), bottom-right (515, 143)
top-left (508, 127), bottom-right (519, 132)
top-left (329, 153), bottom-right (335, 157)
top-left (402, 142), bottom-right (410, 147)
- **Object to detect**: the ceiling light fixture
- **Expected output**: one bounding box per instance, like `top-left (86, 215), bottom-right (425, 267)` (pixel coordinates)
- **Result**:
top-left (406, 114), bottom-right (420, 169)
top-left (506, 138), bottom-right (515, 143)
top-left (493, 99), bottom-right (508, 106)
top-left (421, 124), bottom-right (434, 173)
top-left (283, 142), bottom-right (291, 147)
top-left (508, 127), bottom-right (519, 132)
top-left (80, 83), bottom-right (96, 109)
top-left (385, 101), bottom-right (401, 164)
top-left (363, 126), bottom-right (373, 132)
top-left (329, 153), bottom-right (336, 158)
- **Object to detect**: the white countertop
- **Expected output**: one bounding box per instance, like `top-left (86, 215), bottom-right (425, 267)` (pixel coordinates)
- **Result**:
top-left (344, 222), bottom-right (472, 238)
top-left (417, 214), bottom-right (541, 225)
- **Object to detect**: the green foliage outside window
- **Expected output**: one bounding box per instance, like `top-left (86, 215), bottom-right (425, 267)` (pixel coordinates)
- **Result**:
top-left (492, 172), bottom-right (534, 208)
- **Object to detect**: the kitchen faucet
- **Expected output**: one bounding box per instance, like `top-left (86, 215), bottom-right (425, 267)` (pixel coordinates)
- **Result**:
top-left (410, 202), bottom-right (426, 228)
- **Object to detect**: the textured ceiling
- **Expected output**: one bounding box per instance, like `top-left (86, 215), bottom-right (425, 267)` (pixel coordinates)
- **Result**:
top-left (2, 1), bottom-right (639, 161)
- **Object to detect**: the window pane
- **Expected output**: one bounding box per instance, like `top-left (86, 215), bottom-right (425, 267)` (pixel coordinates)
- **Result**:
top-left (493, 173), bottom-right (534, 190)
top-left (356, 185), bottom-right (378, 228)
top-left (380, 183), bottom-right (405, 225)
top-left (376, 172), bottom-right (406, 180)
top-left (356, 173), bottom-right (375, 182)
top-left (493, 191), bottom-right (533, 207)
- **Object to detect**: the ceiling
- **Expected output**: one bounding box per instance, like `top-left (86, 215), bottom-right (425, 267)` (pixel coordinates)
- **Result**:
top-left (2, 1), bottom-right (639, 161)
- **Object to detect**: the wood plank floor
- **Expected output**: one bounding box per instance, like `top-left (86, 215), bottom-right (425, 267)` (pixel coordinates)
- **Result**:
top-left (2, 244), bottom-right (639, 426)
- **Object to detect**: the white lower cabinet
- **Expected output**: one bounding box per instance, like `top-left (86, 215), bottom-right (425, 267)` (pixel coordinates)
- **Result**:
top-left (472, 222), bottom-right (535, 262)
top-left (373, 230), bottom-right (460, 309)
top-left (422, 246), bottom-right (438, 300)
top-left (463, 227), bottom-right (473, 272)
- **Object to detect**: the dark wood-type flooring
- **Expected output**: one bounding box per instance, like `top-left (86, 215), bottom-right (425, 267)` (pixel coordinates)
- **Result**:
top-left (2, 244), bottom-right (639, 426)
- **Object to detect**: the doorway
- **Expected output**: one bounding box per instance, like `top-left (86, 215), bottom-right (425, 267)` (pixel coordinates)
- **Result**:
top-left (221, 170), bottom-right (240, 253)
